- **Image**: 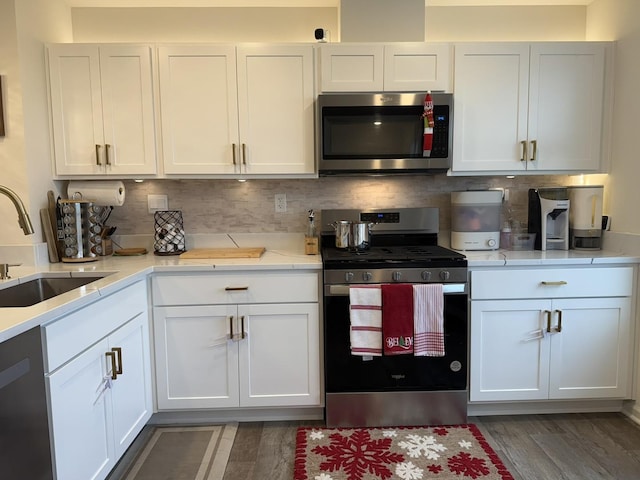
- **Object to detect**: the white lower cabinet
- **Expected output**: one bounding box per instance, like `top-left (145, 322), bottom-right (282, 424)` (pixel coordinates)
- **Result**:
top-left (152, 272), bottom-right (321, 410)
top-left (44, 282), bottom-right (152, 480)
top-left (469, 267), bottom-right (634, 403)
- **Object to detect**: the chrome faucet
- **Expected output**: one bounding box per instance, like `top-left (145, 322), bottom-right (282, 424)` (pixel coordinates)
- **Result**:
top-left (0, 185), bottom-right (34, 235)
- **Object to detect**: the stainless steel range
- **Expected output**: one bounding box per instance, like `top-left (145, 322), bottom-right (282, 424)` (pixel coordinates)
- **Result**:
top-left (321, 207), bottom-right (468, 427)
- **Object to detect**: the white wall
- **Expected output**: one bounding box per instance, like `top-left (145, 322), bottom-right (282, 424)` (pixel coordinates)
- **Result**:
top-left (0, 0), bottom-right (71, 246)
top-left (0, 0), bottom-right (30, 245)
top-left (586, 0), bottom-right (640, 236)
top-left (70, 5), bottom-right (587, 43)
top-left (71, 7), bottom-right (338, 43)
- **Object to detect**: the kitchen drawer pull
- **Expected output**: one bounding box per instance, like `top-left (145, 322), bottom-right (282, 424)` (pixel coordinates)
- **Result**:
top-left (95, 144), bottom-right (102, 166)
top-left (105, 351), bottom-right (118, 380)
top-left (240, 316), bottom-right (246, 339)
top-left (232, 143), bottom-right (237, 165)
top-left (529, 140), bottom-right (537, 162)
top-left (242, 143), bottom-right (247, 165)
top-left (229, 315), bottom-right (234, 340)
top-left (540, 281), bottom-right (568, 286)
top-left (111, 347), bottom-right (123, 375)
top-left (105, 144), bottom-right (111, 166)
top-left (545, 310), bottom-right (552, 333)
top-left (555, 309), bottom-right (563, 333)
top-left (520, 141), bottom-right (527, 162)
top-left (225, 286), bottom-right (249, 291)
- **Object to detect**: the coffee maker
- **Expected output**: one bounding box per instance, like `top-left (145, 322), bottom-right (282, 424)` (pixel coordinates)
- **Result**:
top-left (528, 188), bottom-right (570, 251)
top-left (567, 185), bottom-right (604, 250)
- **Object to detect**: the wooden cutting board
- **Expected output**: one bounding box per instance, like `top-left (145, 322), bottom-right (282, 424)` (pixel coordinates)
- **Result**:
top-left (180, 247), bottom-right (266, 259)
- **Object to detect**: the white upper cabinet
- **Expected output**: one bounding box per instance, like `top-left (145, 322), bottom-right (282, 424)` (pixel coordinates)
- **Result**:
top-left (159, 44), bottom-right (315, 177)
top-left (452, 42), bottom-right (608, 175)
top-left (319, 43), bottom-right (452, 92)
top-left (47, 44), bottom-right (157, 177)
top-left (158, 45), bottom-right (239, 175)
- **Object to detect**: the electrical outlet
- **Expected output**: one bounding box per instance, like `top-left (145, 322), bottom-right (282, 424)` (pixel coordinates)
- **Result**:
top-left (275, 194), bottom-right (287, 213)
top-left (148, 194), bottom-right (168, 213)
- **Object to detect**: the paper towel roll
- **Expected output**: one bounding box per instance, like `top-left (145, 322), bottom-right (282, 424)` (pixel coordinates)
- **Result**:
top-left (67, 181), bottom-right (126, 206)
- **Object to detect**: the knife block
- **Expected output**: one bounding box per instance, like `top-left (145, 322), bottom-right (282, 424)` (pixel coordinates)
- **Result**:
top-left (305, 235), bottom-right (318, 255)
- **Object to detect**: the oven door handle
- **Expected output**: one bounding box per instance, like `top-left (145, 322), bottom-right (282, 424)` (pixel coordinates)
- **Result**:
top-left (325, 283), bottom-right (467, 296)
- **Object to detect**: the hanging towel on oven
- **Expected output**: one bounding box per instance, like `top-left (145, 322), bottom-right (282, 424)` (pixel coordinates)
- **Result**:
top-left (349, 285), bottom-right (382, 356)
top-left (381, 284), bottom-right (414, 355)
top-left (413, 284), bottom-right (445, 357)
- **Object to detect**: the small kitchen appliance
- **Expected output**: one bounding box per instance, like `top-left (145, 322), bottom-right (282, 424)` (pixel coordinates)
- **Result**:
top-left (317, 92), bottom-right (453, 175)
top-left (568, 185), bottom-right (604, 250)
top-left (450, 190), bottom-right (502, 251)
top-left (321, 207), bottom-right (468, 427)
top-left (528, 188), bottom-right (570, 251)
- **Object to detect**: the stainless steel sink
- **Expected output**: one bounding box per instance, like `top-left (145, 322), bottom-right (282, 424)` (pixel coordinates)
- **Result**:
top-left (0, 276), bottom-right (106, 308)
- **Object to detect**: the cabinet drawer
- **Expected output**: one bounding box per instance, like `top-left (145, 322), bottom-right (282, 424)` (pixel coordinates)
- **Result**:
top-left (152, 272), bottom-right (319, 306)
top-left (43, 281), bottom-right (147, 372)
top-left (471, 267), bottom-right (634, 300)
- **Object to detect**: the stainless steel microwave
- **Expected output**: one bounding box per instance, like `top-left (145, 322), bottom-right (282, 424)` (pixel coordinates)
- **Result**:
top-left (317, 92), bottom-right (453, 176)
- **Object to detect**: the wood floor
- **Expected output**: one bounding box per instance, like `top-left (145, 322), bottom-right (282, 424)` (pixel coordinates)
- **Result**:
top-left (222, 413), bottom-right (640, 480)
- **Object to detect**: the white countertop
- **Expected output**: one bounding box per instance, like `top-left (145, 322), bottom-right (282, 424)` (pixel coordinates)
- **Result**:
top-left (0, 233), bottom-right (321, 343)
top-left (461, 247), bottom-right (640, 267)
top-left (2, 232), bottom-right (638, 344)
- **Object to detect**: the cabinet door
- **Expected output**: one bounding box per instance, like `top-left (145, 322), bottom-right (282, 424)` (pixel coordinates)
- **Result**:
top-left (48, 44), bottom-right (105, 175)
top-left (158, 45), bottom-right (240, 175)
top-left (236, 45), bottom-right (315, 175)
top-left (99, 45), bottom-right (157, 175)
top-left (47, 339), bottom-right (115, 480)
top-left (549, 297), bottom-right (631, 399)
top-left (383, 43), bottom-right (452, 92)
top-left (319, 44), bottom-right (385, 92)
top-left (238, 303), bottom-right (320, 407)
top-left (470, 299), bottom-right (551, 401)
top-left (153, 305), bottom-right (240, 409)
top-left (527, 43), bottom-right (605, 173)
top-left (109, 313), bottom-right (153, 458)
top-left (452, 43), bottom-right (530, 173)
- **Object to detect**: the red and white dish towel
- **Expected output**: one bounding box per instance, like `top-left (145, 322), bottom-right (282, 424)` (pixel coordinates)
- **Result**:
top-left (349, 285), bottom-right (382, 356)
top-left (413, 284), bottom-right (445, 356)
top-left (381, 284), bottom-right (414, 355)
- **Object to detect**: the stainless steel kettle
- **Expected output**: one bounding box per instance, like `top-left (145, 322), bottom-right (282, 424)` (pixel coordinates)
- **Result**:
top-left (330, 221), bottom-right (374, 250)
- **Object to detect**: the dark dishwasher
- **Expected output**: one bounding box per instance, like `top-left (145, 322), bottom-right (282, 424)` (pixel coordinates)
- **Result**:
top-left (0, 326), bottom-right (53, 479)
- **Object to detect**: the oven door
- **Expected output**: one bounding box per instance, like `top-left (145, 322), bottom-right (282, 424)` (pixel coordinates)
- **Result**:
top-left (324, 283), bottom-right (467, 393)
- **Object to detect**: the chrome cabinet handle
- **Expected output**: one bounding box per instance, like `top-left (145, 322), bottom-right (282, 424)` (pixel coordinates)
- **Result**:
top-left (555, 309), bottom-right (563, 333)
top-left (105, 351), bottom-right (117, 380)
top-left (541, 281), bottom-right (567, 286)
top-left (520, 141), bottom-right (527, 162)
top-left (232, 143), bottom-right (237, 165)
top-left (105, 144), bottom-right (111, 166)
top-left (529, 140), bottom-right (537, 162)
top-left (95, 144), bottom-right (102, 166)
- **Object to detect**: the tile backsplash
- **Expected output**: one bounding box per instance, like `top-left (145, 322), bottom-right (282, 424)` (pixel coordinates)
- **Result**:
top-left (107, 175), bottom-right (577, 235)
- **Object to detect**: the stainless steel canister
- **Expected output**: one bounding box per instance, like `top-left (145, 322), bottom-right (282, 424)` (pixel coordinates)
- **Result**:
top-left (349, 222), bottom-right (374, 251)
top-left (330, 221), bottom-right (351, 249)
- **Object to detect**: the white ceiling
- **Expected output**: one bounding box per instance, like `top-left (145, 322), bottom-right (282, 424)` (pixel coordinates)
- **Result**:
top-left (65, 0), bottom-right (594, 7)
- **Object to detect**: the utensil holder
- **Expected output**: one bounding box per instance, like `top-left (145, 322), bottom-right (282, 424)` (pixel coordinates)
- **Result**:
top-left (154, 210), bottom-right (186, 255)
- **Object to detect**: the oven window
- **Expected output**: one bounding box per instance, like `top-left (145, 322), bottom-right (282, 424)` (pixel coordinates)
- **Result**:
top-left (324, 293), bottom-right (467, 392)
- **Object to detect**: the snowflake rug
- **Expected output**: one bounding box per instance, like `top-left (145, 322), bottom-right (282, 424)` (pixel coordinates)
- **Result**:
top-left (294, 425), bottom-right (514, 480)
